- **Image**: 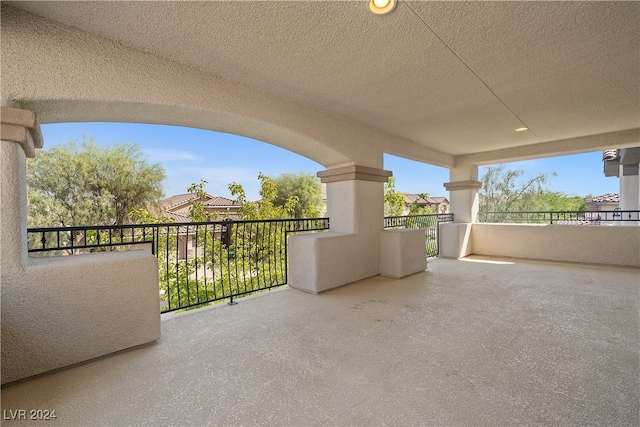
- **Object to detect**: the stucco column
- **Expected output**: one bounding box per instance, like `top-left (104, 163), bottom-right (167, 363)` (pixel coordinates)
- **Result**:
top-left (443, 164), bottom-right (482, 223)
top-left (439, 164), bottom-right (482, 258)
top-left (317, 165), bottom-right (391, 234)
top-left (1, 108), bottom-right (163, 385)
top-left (619, 164), bottom-right (640, 226)
top-left (0, 107), bottom-right (44, 274)
top-left (288, 165), bottom-right (391, 293)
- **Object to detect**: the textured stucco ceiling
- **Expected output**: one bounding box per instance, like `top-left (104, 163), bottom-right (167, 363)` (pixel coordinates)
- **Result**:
top-left (4, 0), bottom-right (640, 164)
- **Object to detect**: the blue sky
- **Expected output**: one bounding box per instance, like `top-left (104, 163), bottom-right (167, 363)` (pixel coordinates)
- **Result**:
top-left (40, 122), bottom-right (618, 201)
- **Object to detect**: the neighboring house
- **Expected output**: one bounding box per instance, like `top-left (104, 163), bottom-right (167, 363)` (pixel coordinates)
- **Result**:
top-left (160, 193), bottom-right (242, 259)
top-left (587, 193), bottom-right (619, 212)
top-left (402, 193), bottom-right (450, 215)
top-left (161, 193), bottom-right (242, 222)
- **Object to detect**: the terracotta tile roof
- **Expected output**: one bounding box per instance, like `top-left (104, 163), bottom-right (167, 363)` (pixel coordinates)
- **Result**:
top-left (403, 193), bottom-right (449, 205)
top-left (589, 193), bottom-right (619, 203)
top-left (203, 196), bottom-right (240, 207)
top-left (428, 196), bottom-right (448, 204)
top-left (161, 193), bottom-right (241, 210)
top-left (602, 149), bottom-right (619, 161)
top-left (165, 210), bottom-right (242, 224)
top-left (160, 193), bottom-right (214, 210)
top-left (164, 211), bottom-right (191, 223)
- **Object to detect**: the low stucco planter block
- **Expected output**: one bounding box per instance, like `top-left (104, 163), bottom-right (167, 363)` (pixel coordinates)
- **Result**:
top-left (379, 228), bottom-right (427, 278)
top-left (439, 223), bottom-right (473, 259)
top-left (288, 231), bottom-right (381, 294)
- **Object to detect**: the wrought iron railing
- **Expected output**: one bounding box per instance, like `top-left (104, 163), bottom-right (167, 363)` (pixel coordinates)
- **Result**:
top-left (383, 213), bottom-right (454, 257)
top-left (28, 218), bottom-right (329, 312)
top-left (477, 210), bottom-right (640, 225)
top-left (27, 223), bottom-right (157, 255)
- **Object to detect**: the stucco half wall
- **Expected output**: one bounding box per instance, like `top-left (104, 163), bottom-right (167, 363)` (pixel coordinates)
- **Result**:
top-left (471, 223), bottom-right (640, 267)
top-left (1, 250), bottom-right (161, 385)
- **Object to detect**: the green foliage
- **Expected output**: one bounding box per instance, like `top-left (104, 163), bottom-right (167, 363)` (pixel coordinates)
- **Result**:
top-left (186, 180), bottom-right (224, 222)
top-left (479, 165), bottom-right (589, 212)
top-left (230, 172), bottom-right (297, 220)
top-left (532, 192), bottom-right (588, 211)
top-left (27, 136), bottom-right (165, 227)
top-left (479, 165), bottom-right (556, 212)
top-left (272, 172), bottom-right (323, 218)
top-left (160, 174), bottom-right (302, 312)
top-left (384, 177), bottom-right (405, 216)
top-left (129, 207), bottom-right (173, 224)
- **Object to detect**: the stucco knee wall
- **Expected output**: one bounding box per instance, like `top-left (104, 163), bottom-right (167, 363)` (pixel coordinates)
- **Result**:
top-left (379, 228), bottom-right (427, 278)
top-left (439, 223), bottom-right (473, 259)
top-left (1, 250), bottom-right (161, 384)
top-left (288, 231), bottom-right (380, 293)
top-left (472, 224), bottom-right (640, 267)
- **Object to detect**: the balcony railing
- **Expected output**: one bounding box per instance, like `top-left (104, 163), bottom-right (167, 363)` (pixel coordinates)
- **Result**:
top-left (383, 213), bottom-right (454, 257)
top-left (478, 210), bottom-right (640, 225)
top-left (28, 218), bottom-right (329, 312)
top-left (27, 214), bottom-right (455, 311)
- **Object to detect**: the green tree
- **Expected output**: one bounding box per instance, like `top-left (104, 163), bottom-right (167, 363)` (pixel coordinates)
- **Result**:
top-left (230, 172), bottom-right (298, 220)
top-left (160, 174), bottom-right (303, 311)
top-left (272, 172), bottom-right (323, 218)
top-left (384, 177), bottom-right (405, 216)
top-left (407, 193), bottom-right (435, 215)
top-left (479, 165), bottom-right (556, 212)
top-left (27, 136), bottom-right (165, 227)
top-left (532, 192), bottom-right (588, 211)
top-left (186, 180), bottom-right (218, 222)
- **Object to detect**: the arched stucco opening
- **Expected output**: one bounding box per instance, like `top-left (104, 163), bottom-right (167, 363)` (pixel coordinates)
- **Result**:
top-left (2, 4), bottom-right (406, 171)
top-left (30, 120), bottom-right (329, 226)
top-left (16, 99), bottom-right (349, 170)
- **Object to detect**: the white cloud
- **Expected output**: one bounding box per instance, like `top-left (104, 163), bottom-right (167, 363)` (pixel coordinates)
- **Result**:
top-left (144, 148), bottom-right (198, 163)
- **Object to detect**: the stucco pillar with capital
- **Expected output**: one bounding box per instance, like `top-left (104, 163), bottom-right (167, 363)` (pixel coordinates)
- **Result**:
top-left (288, 165), bottom-right (391, 293)
top-left (0, 107), bottom-right (44, 277)
top-left (439, 164), bottom-right (482, 258)
top-left (444, 164), bottom-right (482, 223)
top-left (619, 165), bottom-right (640, 226)
top-left (1, 107), bottom-right (163, 385)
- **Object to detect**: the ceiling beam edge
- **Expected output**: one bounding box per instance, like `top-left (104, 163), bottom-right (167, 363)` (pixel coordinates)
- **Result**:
top-left (454, 128), bottom-right (640, 166)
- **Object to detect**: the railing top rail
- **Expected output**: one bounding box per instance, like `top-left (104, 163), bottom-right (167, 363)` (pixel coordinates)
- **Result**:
top-left (479, 210), bottom-right (640, 214)
top-left (478, 210), bottom-right (640, 224)
top-left (28, 217), bottom-right (330, 232)
top-left (384, 213), bottom-right (453, 219)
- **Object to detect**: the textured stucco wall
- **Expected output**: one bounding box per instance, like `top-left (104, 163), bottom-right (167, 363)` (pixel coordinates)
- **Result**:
top-left (472, 224), bottom-right (640, 267)
top-left (439, 223), bottom-right (473, 259)
top-left (620, 172), bottom-right (640, 226)
top-left (0, 142), bottom-right (29, 269)
top-left (289, 179), bottom-right (384, 293)
top-left (1, 251), bottom-right (161, 384)
top-left (446, 165), bottom-right (480, 223)
top-left (1, 136), bottom-right (161, 385)
top-left (379, 228), bottom-right (427, 278)
top-left (289, 232), bottom-right (381, 293)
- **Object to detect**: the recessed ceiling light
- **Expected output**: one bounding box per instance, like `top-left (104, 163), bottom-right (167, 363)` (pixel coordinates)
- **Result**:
top-left (369, 0), bottom-right (396, 15)
top-left (515, 127), bottom-right (528, 132)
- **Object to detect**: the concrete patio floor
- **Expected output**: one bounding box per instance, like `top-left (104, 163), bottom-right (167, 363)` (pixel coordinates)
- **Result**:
top-left (2, 256), bottom-right (639, 426)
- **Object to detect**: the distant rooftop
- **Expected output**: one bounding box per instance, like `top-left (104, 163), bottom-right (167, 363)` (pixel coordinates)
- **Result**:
top-left (203, 196), bottom-right (239, 207)
top-left (403, 193), bottom-right (449, 205)
top-left (589, 193), bottom-right (619, 203)
top-left (161, 193), bottom-right (240, 210)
